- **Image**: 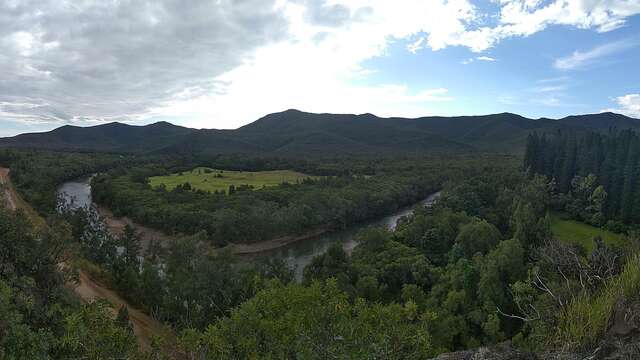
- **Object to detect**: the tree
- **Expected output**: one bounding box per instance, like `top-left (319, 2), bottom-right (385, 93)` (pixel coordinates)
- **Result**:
top-left (199, 280), bottom-right (434, 359)
top-left (303, 243), bottom-right (350, 284)
top-left (454, 219), bottom-right (502, 257)
top-left (0, 280), bottom-right (53, 359)
top-left (479, 239), bottom-right (526, 319)
top-left (59, 301), bottom-right (138, 359)
top-left (115, 305), bottom-right (134, 333)
top-left (120, 224), bottom-right (141, 265)
top-left (511, 201), bottom-right (543, 247)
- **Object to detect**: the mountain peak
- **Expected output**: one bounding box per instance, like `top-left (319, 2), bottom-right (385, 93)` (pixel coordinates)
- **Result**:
top-left (281, 108), bottom-right (304, 114)
top-left (147, 121), bottom-right (180, 128)
top-left (358, 113), bottom-right (379, 119)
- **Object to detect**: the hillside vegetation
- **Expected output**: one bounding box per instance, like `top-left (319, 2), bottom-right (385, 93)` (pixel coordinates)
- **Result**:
top-left (1, 110), bottom-right (638, 156)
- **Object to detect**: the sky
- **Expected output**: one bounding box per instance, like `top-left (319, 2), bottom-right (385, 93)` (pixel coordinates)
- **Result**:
top-left (1, 0), bottom-right (640, 137)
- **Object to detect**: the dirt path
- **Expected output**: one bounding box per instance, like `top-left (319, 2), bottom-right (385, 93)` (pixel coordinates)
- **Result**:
top-left (0, 168), bottom-right (17, 210)
top-left (74, 270), bottom-right (169, 350)
top-left (0, 167), bottom-right (168, 351)
top-left (0, 168), bottom-right (46, 229)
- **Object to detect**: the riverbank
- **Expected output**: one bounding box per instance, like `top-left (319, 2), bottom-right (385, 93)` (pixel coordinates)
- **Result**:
top-left (61, 177), bottom-right (441, 282)
top-left (94, 189), bottom-right (441, 259)
top-left (97, 205), bottom-right (177, 252)
top-left (230, 227), bottom-right (330, 254)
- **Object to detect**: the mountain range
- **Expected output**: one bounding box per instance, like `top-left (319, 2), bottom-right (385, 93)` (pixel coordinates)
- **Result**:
top-left (1, 110), bottom-right (638, 156)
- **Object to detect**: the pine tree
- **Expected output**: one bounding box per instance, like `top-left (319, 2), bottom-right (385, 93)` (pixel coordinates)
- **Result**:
top-left (120, 224), bottom-right (141, 266)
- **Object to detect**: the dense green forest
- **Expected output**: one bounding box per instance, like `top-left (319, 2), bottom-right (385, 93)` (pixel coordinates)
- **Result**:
top-left (91, 156), bottom-right (506, 245)
top-left (2, 145), bottom-right (640, 358)
top-left (525, 130), bottom-right (640, 230)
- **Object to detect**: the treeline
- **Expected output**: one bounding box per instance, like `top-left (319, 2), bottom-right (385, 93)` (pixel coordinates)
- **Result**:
top-left (92, 156), bottom-right (508, 245)
top-left (0, 149), bottom-right (130, 213)
top-left (524, 130), bottom-right (640, 227)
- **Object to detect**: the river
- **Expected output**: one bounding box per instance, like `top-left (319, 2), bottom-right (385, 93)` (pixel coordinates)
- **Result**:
top-left (57, 177), bottom-right (93, 210)
top-left (257, 192), bottom-right (440, 280)
top-left (58, 178), bottom-right (440, 280)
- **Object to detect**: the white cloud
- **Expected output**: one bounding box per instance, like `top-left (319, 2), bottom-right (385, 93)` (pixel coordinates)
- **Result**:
top-left (496, 0), bottom-right (640, 32)
top-left (461, 56), bottom-right (497, 64)
top-left (532, 85), bottom-right (566, 93)
top-left (603, 94), bottom-right (640, 118)
top-left (0, 0), bottom-right (290, 127)
top-left (554, 39), bottom-right (637, 70)
top-left (537, 76), bottom-right (570, 83)
top-left (533, 97), bottom-right (562, 107)
top-left (149, 39), bottom-right (453, 129)
top-left (1, 0), bottom-right (640, 132)
top-left (142, 1), bottom-right (466, 128)
top-left (407, 0), bottom-right (640, 53)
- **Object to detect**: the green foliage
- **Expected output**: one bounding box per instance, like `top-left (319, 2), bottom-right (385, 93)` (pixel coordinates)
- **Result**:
top-left (91, 157), bottom-right (463, 245)
top-left (351, 229), bottom-right (434, 300)
top-left (555, 254), bottom-right (640, 350)
top-left (196, 279), bottom-right (434, 359)
top-left (303, 243), bottom-right (350, 286)
top-left (454, 219), bottom-right (502, 258)
top-left (395, 208), bottom-right (470, 266)
top-left (525, 130), bottom-right (640, 227)
top-left (0, 279), bottom-right (54, 359)
top-left (59, 301), bottom-right (138, 359)
top-left (0, 206), bottom-right (143, 359)
top-left (296, 171), bottom-right (553, 354)
top-left (560, 174), bottom-right (608, 226)
top-left (478, 239), bottom-right (527, 314)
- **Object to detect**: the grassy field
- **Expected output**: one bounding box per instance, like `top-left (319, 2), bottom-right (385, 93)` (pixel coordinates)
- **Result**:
top-left (549, 212), bottom-right (623, 252)
top-left (149, 167), bottom-right (316, 194)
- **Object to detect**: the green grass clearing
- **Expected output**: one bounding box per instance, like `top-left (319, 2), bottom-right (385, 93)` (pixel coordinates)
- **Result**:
top-left (549, 212), bottom-right (623, 252)
top-left (148, 167), bottom-right (317, 194)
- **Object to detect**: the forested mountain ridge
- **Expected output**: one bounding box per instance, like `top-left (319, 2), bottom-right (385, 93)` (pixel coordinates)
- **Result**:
top-left (0, 121), bottom-right (196, 152)
top-left (1, 110), bottom-right (638, 155)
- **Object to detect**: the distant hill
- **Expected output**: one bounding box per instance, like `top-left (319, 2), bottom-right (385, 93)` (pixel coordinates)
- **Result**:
top-left (1, 110), bottom-right (638, 156)
top-left (0, 121), bottom-right (195, 153)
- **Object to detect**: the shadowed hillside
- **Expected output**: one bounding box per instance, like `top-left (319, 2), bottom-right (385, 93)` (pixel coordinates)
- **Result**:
top-left (1, 110), bottom-right (638, 156)
top-left (0, 121), bottom-right (195, 153)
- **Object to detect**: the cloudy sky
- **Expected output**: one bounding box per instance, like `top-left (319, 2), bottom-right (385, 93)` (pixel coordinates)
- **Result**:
top-left (1, 0), bottom-right (640, 136)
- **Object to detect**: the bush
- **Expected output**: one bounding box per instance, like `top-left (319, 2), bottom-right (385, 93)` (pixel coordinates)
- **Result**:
top-left (555, 254), bottom-right (640, 350)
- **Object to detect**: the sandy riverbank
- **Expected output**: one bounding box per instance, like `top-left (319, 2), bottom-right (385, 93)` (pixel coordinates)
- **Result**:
top-left (230, 227), bottom-right (329, 254)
